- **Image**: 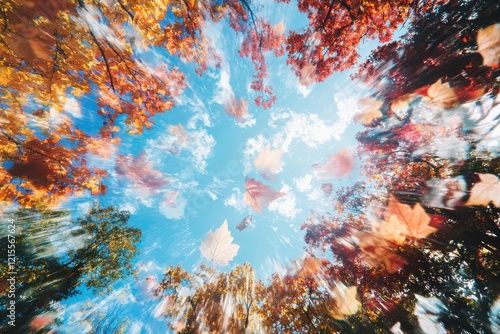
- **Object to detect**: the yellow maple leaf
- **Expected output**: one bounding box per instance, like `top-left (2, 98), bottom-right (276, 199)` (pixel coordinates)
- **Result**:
top-left (423, 79), bottom-right (458, 109)
top-left (373, 215), bottom-right (408, 245)
top-left (328, 282), bottom-right (361, 320)
top-left (390, 93), bottom-right (417, 117)
top-left (477, 23), bottom-right (500, 67)
top-left (466, 173), bottom-right (500, 207)
top-left (386, 198), bottom-right (437, 240)
top-left (254, 145), bottom-right (283, 179)
top-left (356, 231), bottom-right (408, 273)
top-left (354, 97), bottom-right (383, 125)
top-left (292, 254), bottom-right (324, 278)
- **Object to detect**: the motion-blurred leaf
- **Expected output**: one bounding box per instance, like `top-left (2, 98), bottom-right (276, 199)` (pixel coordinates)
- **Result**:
top-left (200, 220), bottom-right (240, 266)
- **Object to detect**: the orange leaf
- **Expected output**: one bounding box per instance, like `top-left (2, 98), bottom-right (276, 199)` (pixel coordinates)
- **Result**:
top-left (313, 149), bottom-right (355, 179)
top-left (466, 173), bottom-right (500, 207)
top-left (477, 23), bottom-right (500, 67)
top-left (243, 178), bottom-right (285, 213)
top-left (386, 198), bottom-right (437, 240)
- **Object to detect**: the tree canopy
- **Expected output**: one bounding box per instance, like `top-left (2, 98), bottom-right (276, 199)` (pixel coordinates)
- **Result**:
top-left (0, 203), bottom-right (141, 333)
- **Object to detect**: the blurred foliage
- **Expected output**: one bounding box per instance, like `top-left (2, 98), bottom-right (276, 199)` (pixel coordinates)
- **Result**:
top-left (0, 203), bottom-right (141, 333)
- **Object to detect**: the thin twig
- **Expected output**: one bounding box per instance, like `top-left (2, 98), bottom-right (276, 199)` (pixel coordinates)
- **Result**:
top-left (88, 29), bottom-right (116, 93)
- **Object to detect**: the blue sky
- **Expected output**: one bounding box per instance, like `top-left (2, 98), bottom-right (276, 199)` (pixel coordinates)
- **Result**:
top-left (53, 2), bottom-right (386, 332)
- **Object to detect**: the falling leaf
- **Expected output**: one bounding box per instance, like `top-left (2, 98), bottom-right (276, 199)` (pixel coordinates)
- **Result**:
top-left (354, 97), bottom-right (383, 124)
top-left (477, 23), bottom-right (500, 67)
top-left (321, 183), bottom-right (333, 197)
top-left (225, 96), bottom-right (249, 121)
top-left (273, 21), bottom-right (286, 36)
top-left (200, 220), bottom-right (240, 266)
top-left (357, 231), bottom-right (408, 273)
top-left (373, 215), bottom-right (408, 245)
top-left (313, 149), bottom-right (355, 179)
top-left (299, 63), bottom-right (318, 86)
top-left (422, 79), bottom-right (458, 109)
top-left (243, 178), bottom-right (285, 213)
top-left (162, 190), bottom-right (179, 208)
top-left (168, 124), bottom-right (189, 148)
top-left (291, 253), bottom-right (324, 278)
top-left (386, 197), bottom-right (437, 240)
top-left (466, 173), bottom-right (500, 207)
top-left (236, 214), bottom-right (253, 231)
top-left (116, 153), bottom-right (170, 194)
top-left (137, 275), bottom-right (160, 301)
top-left (390, 93), bottom-right (416, 117)
top-left (328, 282), bottom-right (361, 320)
top-left (254, 145), bottom-right (283, 179)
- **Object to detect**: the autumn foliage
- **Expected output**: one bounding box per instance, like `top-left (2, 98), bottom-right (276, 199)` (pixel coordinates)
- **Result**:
top-left (3, 0), bottom-right (500, 332)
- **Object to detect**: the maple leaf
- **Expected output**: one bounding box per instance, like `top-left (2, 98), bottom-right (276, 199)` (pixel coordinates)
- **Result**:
top-left (162, 190), bottom-right (179, 208)
top-left (254, 145), bottom-right (283, 179)
top-left (313, 149), bottom-right (355, 179)
top-left (357, 231), bottom-right (408, 273)
top-left (386, 198), bottom-right (437, 240)
top-left (321, 183), bottom-right (333, 197)
top-left (200, 220), bottom-right (240, 266)
top-left (476, 23), bottom-right (500, 67)
top-left (299, 63), bottom-right (318, 86)
top-left (243, 178), bottom-right (285, 213)
top-left (328, 282), bottom-right (361, 320)
top-left (168, 124), bottom-right (189, 148)
top-left (390, 93), bottom-right (417, 117)
top-left (138, 275), bottom-right (160, 301)
top-left (466, 173), bottom-right (500, 207)
top-left (422, 79), bottom-right (458, 109)
top-left (225, 96), bottom-right (249, 121)
top-left (116, 153), bottom-right (170, 192)
top-left (291, 253), bottom-right (324, 278)
top-left (373, 215), bottom-right (408, 245)
top-left (354, 97), bottom-right (384, 125)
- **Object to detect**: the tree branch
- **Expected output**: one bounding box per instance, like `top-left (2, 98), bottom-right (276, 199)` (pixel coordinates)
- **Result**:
top-left (88, 29), bottom-right (116, 93)
top-left (0, 128), bottom-right (69, 168)
top-left (117, 0), bottom-right (134, 20)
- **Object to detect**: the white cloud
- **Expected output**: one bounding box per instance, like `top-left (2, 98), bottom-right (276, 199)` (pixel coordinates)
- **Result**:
top-left (268, 184), bottom-right (301, 219)
top-left (294, 174), bottom-right (313, 192)
top-left (119, 202), bottom-right (137, 214)
top-left (212, 67), bottom-right (255, 128)
top-left (268, 107), bottom-right (352, 152)
top-left (307, 188), bottom-right (323, 201)
top-left (49, 107), bottom-right (70, 127)
top-left (207, 190), bottom-right (217, 201)
top-left (186, 95), bottom-right (213, 130)
top-left (77, 201), bottom-right (92, 215)
top-left (136, 260), bottom-right (162, 273)
top-left (159, 195), bottom-right (187, 220)
top-left (129, 321), bottom-right (144, 334)
top-left (189, 129), bottom-right (216, 172)
top-left (236, 116), bottom-right (256, 128)
top-left (146, 127), bottom-right (215, 173)
top-left (63, 96), bottom-right (82, 118)
top-left (74, 5), bottom-right (124, 50)
top-left (213, 69), bottom-right (233, 105)
top-left (224, 187), bottom-right (247, 212)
